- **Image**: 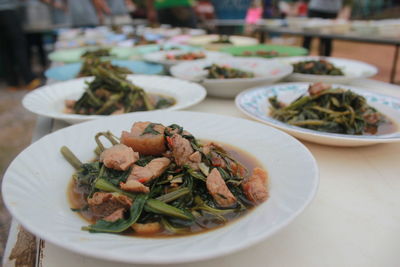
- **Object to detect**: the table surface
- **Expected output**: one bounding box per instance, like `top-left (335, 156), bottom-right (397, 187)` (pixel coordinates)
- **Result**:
top-left (3, 79), bottom-right (400, 267)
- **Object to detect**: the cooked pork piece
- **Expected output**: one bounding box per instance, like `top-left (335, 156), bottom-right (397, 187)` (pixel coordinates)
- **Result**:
top-left (242, 168), bottom-right (269, 204)
top-left (120, 180), bottom-right (150, 193)
top-left (88, 192), bottom-right (132, 219)
top-left (99, 144), bottom-right (139, 171)
top-left (121, 121), bottom-right (167, 156)
top-left (308, 82), bottom-right (331, 96)
top-left (103, 208), bottom-right (125, 222)
top-left (206, 168), bottom-right (236, 207)
top-left (127, 157), bottom-right (171, 183)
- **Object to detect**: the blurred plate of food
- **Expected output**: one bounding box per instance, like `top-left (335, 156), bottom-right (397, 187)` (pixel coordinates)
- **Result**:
top-left (186, 34), bottom-right (259, 51)
top-left (143, 50), bottom-right (231, 68)
top-left (280, 56), bottom-right (378, 84)
top-left (220, 44), bottom-right (308, 58)
top-left (236, 82), bottom-right (400, 146)
top-left (49, 47), bottom-right (139, 63)
top-left (23, 73), bottom-right (206, 124)
top-left (170, 57), bottom-right (293, 98)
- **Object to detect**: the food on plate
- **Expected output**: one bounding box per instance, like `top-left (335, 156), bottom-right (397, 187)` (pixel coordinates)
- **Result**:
top-left (204, 64), bottom-right (255, 79)
top-left (77, 57), bottom-right (133, 78)
top-left (242, 50), bottom-right (285, 58)
top-left (64, 122), bottom-right (269, 237)
top-left (211, 35), bottom-right (232, 44)
top-left (269, 82), bottom-right (392, 135)
top-left (81, 48), bottom-right (113, 59)
top-left (165, 51), bottom-right (206, 61)
top-left (64, 66), bottom-right (175, 115)
top-left (292, 59), bottom-right (344, 75)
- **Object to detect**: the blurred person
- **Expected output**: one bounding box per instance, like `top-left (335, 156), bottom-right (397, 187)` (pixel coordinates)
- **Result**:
top-left (67, 0), bottom-right (133, 27)
top-left (0, 0), bottom-right (41, 90)
top-left (67, 0), bottom-right (110, 27)
top-left (302, 0), bottom-right (352, 56)
top-left (146, 0), bottom-right (197, 28)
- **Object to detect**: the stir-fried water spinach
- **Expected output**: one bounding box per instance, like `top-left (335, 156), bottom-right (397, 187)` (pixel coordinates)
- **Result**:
top-left (81, 48), bottom-right (113, 58)
top-left (63, 122), bottom-right (269, 237)
top-left (64, 66), bottom-right (174, 115)
top-left (269, 83), bottom-right (388, 135)
top-left (292, 59), bottom-right (344, 75)
top-left (77, 57), bottom-right (133, 78)
top-left (205, 64), bottom-right (255, 79)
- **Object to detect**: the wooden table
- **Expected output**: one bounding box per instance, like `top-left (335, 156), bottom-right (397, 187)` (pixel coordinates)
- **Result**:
top-left (3, 79), bottom-right (400, 267)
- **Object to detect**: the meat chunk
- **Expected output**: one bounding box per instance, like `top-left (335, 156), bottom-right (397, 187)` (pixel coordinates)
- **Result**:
top-left (120, 180), bottom-right (150, 193)
top-left (88, 192), bottom-right (132, 219)
top-left (103, 208), bottom-right (125, 222)
top-left (100, 144), bottom-right (139, 171)
top-left (168, 133), bottom-right (195, 167)
top-left (230, 162), bottom-right (246, 178)
top-left (206, 168), bottom-right (236, 208)
top-left (128, 157), bottom-right (170, 183)
top-left (189, 151), bottom-right (201, 163)
top-left (202, 142), bottom-right (223, 156)
top-left (132, 222), bottom-right (162, 235)
top-left (308, 82), bottom-right (331, 96)
top-left (242, 168), bottom-right (269, 204)
top-left (121, 121), bottom-right (167, 156)
top-left (65, 99), bottom-right (76, 109)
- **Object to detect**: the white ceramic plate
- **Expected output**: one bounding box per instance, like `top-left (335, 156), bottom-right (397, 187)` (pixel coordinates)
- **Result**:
top-left (22, 75), bottom-right (206, 124)
top-left (143, 50), bottom-right (231, 68)
top-left (2, 111), bottom-right (318, 264)
top-left (236, 82), bottom-right (400, 146)
top-left (170, 57), bottom-right (293, 98)
top-left (281, 56), bottom-right (378, 84)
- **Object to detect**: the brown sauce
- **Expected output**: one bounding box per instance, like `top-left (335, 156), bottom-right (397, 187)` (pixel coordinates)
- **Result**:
top-left (67, 141), bottom-right (267, 238)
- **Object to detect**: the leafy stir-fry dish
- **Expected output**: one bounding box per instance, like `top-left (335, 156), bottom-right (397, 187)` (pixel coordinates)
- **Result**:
top-left (292, 59), bottom-right (344, 76)
top-left (165, 52), bottom-right (206, 60)
top-left (242, 50), bottom-right (285, 58)
top-left (211, 35), bottom-right (232, 44)
top-left (269, 83), bottom-right (390, 135)
top-left (205, 64), bottom-right (255, 79)
top-left (63, 121), bottom-right (269, 237)
top-left (81, 48), bottom-right (113, 59)
top-left (64, 66), bottom-right (175, 115)
top-left (77, 57), bottom-right (133, 78)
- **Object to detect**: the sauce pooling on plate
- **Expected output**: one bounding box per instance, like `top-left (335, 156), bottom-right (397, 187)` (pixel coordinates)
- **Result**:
top-left (64, 122), bottom-right (269, 237)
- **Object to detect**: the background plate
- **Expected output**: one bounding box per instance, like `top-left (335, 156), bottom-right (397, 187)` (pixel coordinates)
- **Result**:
top-left (48, 47), bottom-right (139, 63)
top-left (280, 56), bottom-right (378, 84)
top-left (23, 75), bottom-right (207, 124)
top-left (236, 82), bottom-right (400, 146)
top-left (221, 44), bottom-right (309, 58)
